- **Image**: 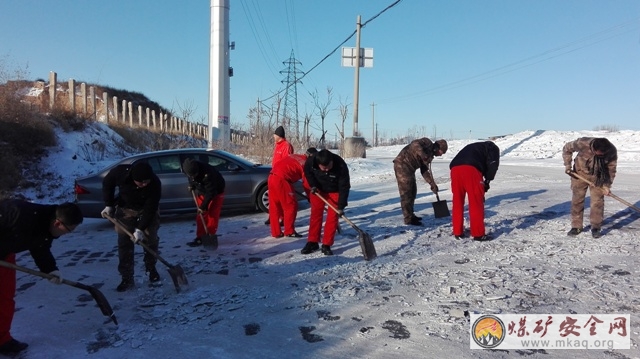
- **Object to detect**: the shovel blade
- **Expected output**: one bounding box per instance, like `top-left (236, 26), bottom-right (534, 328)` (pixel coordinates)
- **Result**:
top-left (86, 286), bottom-right (118, 325)
top-left (432, 200), bottom-right (450, 218)
top-left (357, 230), bottom-right (377, 261)
top-left (167, 265), bottom-right (189, 293)
top-left (201, 234), bottom-right (218, 250)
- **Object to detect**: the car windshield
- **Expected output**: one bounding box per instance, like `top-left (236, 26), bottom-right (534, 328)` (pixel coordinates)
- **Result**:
top-left (217, 151), bottom-right (262, 167)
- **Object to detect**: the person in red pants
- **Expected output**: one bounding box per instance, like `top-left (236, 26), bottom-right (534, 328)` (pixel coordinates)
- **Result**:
top-left (449, 141), bottom-right (500, 241)
top-left (265, 126), bottom-right (295, 226)
top-left (301, 149), bottom-right (351, 256)
top-left (182, 158), bottom-right (226, 247)
top-left (268, 148), bottom-right (317, 238)
top-left (0, 200), bottom-right (83, 355)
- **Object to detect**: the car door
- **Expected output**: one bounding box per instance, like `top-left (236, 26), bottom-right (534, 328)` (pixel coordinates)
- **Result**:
top-left (140, 154), bottom-right (191, 212)
top-left (203, 153), bottom-right (254, 209)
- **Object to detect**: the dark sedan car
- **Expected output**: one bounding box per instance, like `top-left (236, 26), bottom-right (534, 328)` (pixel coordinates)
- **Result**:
top-left (74, 148), bottom-right (292, 218)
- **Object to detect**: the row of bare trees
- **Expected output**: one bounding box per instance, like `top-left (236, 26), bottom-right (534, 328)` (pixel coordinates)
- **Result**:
top-left (235, 86), bottom-right (359, 159)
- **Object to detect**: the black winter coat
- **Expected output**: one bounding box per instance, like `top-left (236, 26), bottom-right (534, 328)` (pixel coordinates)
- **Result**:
top-left (449, 141), bottom-right (500, 181)
top-left (188, 161), bottom-right (226, 211)
top-left (304, 152), bottom-right (351, 210)
top-left (102, 164), bottom-right (162, 231)
top-left (0, 199), bottom-right (59, 273)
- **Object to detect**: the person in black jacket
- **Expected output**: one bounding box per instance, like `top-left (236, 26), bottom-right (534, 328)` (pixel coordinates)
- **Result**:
top-left (449, 141), bottom-right (500, 241)
top-left (101, 162), bottom-right (162, 291)
top-left (0, 200), bottom-right (83, 354)
top-left (301, 149), bottom-right (350, 256)
top-left (182, 158), bottom-right (226, 247)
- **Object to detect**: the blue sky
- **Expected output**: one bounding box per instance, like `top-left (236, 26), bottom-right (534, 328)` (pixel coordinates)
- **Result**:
top-left (1, 0), bottom-right (639, 142)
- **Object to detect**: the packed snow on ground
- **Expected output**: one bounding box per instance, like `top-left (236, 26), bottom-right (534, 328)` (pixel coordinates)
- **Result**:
top-left (8, 125), bottom-right (640, 358)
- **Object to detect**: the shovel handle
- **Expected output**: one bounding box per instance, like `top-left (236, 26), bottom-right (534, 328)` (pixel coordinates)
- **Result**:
top-left (0, 259), bottom-right (118, 325)
top-left (191, 190), bottom-right (211, 236)
top-left (313, 192), bottom-right (359, 230)
top-left (569, 171), bottom-right (640, 214)
top-left (0, 259), bottom-right (79, 287)
top-left (105, 215), bottom-right (174, 269)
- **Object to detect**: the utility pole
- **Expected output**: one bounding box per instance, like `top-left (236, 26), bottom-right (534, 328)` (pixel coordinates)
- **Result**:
top-left (370, 102), bottom-right (375, 148)
top-left (352, 15), bottom-right (361, 137)
top-left (209, 0), bottom-right (232, 149)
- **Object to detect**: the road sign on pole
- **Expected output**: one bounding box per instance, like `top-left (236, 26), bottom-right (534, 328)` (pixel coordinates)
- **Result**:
top-left (341, 47), bottom-right (374, 68)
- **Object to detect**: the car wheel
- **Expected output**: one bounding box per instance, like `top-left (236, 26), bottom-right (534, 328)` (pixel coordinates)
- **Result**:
top-left (257, 185), bottom-right (269, 213)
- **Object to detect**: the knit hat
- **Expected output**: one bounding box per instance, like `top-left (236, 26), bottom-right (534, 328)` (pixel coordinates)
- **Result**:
top-left (274, 126), bottom-right (285, 138)
top-left (305, 147), bottom-right (318, 157)
top-left (130, 162), bottom-right (154, 182)
top-left (435, 139), bottom-right (448, 154)
top-left (182, 158), bottom-right (199, 177)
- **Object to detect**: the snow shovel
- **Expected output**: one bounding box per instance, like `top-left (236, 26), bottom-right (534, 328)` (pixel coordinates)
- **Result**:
top-left (191, 190), bottom-right (219, 249)
top-left (569, 172), bottom-right (640, 214)
top-left (0, 259), bottom-right (118, 325)
top-left (105, 216), bottom-right (189, 293)
top-left (313, 192), bottom-right (377, 261)
top-left (432, 192), bottom-right (451, 218)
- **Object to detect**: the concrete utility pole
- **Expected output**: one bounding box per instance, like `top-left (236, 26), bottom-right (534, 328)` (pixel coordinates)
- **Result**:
top-left (209, 0), bottom-right (231, 149)
top-left (352, 15), bottom-right (361, 137)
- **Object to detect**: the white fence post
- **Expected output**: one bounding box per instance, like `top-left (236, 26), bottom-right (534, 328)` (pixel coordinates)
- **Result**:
top-left (121, 99), bottom-right (126, 124)
top-left (128, 102), bottom-right (133, 126)
top-left (68, 79), bottom-right (75, 114)
top-left (81, 83), bottom-right (87, 115)
top-left (89, 86), bottom-right (96, 120)
top-left (103, 92), bottom-right (108, 122)
top-left (49, 71), bottom-right (57, 110)
top-left (113, 96), bottom-right (118, 122)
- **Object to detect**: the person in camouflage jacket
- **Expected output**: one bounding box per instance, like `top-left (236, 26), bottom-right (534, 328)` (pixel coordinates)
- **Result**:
top-left (562, 137), bottom-right (617, 238)
top-left (393, 138), bottom-right (448, 225)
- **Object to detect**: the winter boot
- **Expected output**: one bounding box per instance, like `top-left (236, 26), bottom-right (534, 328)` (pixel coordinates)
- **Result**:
top-left (148, 267), bottom-right (160, 283)
top-left (591, 228), bottom-right (602, 238)
top-left (321, 245), bottom-right (333, 256)
top-left (186, 237), bottom-right (202, 247)
top-left (473, 235), bottom-right (493, 241)
top-left (0, 338), bottom-right (29, 354)
top-left (300, 242), bottom-right (319, 254)
top-left (567, 228), bottom-right (582, 236)
top-left (116, 277), bottom-right (135, 292)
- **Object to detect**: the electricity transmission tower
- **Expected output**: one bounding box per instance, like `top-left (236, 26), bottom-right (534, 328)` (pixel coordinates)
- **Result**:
top-left (280, 50), bottom-right (303, 140)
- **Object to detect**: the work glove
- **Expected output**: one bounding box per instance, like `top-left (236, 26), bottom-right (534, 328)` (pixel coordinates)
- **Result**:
top-left (197, 207), bottom-right (205, 214)
top-left (565, 165), bottom-right (572, 175)
top-left (187, 185), bottom-right (194, 192)
top-left (430, 184), bottom-right (439, 193)
top-left (484, 181), bottom-right (490, 193)
top-left (310, 187), bottom-right (318, 194)
top-left (133, 228), bottom-right (145, 244)
top-left (336, 209), bottom-right (344, 217)
top-left (101, 206), bottom-right (114, 218)
top-left (48, 270), bottom-right (63, 285)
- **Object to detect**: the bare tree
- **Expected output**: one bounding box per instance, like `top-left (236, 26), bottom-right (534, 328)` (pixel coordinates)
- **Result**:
top-left (336, 96), bottom-right (350, 156)
top-left (309, 87), bottom-right (333, 149)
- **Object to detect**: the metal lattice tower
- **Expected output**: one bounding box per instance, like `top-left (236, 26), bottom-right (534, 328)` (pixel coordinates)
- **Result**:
top-left (280, 49), bottom-right (303, 140)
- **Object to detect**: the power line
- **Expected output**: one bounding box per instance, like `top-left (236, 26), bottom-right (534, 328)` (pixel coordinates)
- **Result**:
top-left (260, 0), bottom-right (403, 104)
